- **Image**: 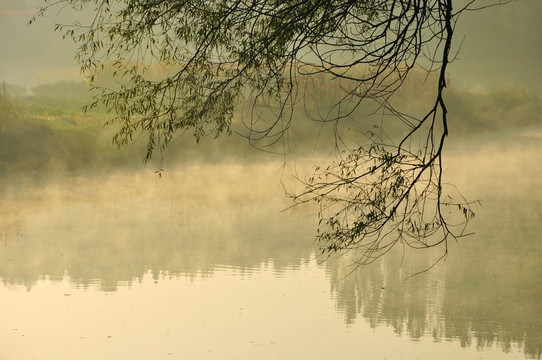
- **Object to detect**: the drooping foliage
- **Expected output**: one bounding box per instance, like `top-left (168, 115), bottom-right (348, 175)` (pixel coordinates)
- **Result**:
top-left (33, 0), bottom-right (505, 266)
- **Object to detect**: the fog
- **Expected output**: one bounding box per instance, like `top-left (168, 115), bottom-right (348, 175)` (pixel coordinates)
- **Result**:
top-left (1, 136), bottom-right (541, 358)
top-left (1, 0), bottom-right (541, 90)
top-left (451, 0), bottom-right (542, 91)
top-left (1, 2), bottom-right (542, 359)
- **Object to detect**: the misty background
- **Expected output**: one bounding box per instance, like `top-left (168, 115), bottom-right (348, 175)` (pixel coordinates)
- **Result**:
top-left (1, 0), bottom-right (541, 90)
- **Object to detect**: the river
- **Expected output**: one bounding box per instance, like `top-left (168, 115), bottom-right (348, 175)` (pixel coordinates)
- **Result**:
top-left (1, 129), bottom-right (541, 359)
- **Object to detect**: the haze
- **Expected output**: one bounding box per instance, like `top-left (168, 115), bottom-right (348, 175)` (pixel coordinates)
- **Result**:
top-left (1, 0), bottom-right (541, 90)
top-left (1, 2), bottom-right (542, 359)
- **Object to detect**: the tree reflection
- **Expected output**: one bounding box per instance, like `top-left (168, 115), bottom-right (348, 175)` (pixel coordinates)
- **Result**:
top-left (323, 177), bottom-right (542, 359)
top-left (0, 159), bottom-right (540, 358)
top-left (0, 165), bottom-right (316, 291)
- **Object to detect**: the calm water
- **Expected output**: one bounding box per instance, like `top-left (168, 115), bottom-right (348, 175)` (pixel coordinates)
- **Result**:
top-left (1, 131), bottom-right (541, 359)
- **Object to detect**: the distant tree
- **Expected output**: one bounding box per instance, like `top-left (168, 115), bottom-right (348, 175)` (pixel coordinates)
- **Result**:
top-left (34, 0), bottom-right (502, 267)
top-left (31, 81), bottom-right (90, 99)
top-left (0, 82), bottom-right (23, 122)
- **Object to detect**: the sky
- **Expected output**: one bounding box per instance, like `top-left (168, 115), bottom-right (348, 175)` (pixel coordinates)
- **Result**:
top-left (0, 0), bottom-right (80, 86)
top-left (0, 0), bottom-right (541, 90)
top-left (451, 0), bottom-right (542, 91)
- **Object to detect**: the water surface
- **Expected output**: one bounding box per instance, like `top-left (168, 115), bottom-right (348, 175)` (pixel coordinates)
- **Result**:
top-left (1, 132), bottom-right (541, 359)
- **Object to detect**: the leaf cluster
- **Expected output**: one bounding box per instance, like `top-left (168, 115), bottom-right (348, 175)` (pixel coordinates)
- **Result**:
top-left (290, 132), bottom-right (478, 269)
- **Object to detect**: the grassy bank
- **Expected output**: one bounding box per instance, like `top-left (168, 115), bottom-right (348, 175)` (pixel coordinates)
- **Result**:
top-left (0, 79), bottom-right (540, 175)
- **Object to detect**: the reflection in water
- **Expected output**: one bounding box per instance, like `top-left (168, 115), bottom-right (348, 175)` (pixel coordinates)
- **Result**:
top-left (324, 139), bottom-right (542, 359)
top-left (0, 164), bottom-right (316, 291)
top-left (1, 137), bottom-right (541, 359)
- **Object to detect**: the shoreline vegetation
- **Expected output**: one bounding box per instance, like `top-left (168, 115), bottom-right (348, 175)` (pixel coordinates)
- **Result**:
top-left (1, 74), bottom-right (541, 175)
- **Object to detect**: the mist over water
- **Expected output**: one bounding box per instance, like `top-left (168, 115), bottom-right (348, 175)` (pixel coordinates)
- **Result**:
top-left (0, 163), bottom-right (316, 291)
top-left (1, 129), bottom-right (541, 359)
